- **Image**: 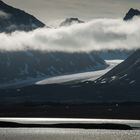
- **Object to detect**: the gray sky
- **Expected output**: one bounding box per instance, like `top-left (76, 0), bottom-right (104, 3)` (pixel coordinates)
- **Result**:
top-left (4, 0), bottom-right (140, 26)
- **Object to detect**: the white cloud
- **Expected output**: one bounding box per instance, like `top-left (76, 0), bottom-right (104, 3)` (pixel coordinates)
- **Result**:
top-left (0, 18), bottom-right (140, 52)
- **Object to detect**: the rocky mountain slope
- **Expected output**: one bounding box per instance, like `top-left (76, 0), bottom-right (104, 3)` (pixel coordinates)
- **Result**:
top-left (0, 51), bottom-right (108, 85)
top-left (1, 51), bottom-right (140, 104)
top-left (60, 18), bottom-right (84, 27)
top-left (0, 0), bottom-right (45, 32)
top-left (95, 50), bottom-right (140, 86)
top-left (124, 8), bottom-right (140, 20)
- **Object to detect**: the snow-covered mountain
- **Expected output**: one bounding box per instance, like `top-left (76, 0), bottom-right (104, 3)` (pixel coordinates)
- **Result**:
top-left (124, 8), bottom-right (140, 21)
top-left (95, 50), bottom-right (140, 86)
top-left (60, 18), bottom-right (84, 27)
top-left (0, 51), bottom-right (108, 85)
top-left (0, 51), bottom-right (140, 104)
top-left (0, 0), bottom-right (45, 32)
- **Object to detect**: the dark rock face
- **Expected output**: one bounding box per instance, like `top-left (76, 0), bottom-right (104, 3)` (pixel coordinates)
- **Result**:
top-left (1, 51), bottom-right (140, 104)
top-left (124, 8), bottom-right (140, 20)
top-left (94, 50), bottom-right (132, 60)
top-left (0, 51), bottom-right (107, 85)
top-left (0, 0), bottom-right (45, 32)
top-left (60, 18), bottom-right (84, 27)
top-left (96, 50), bottom-right (140, 86)
top-left (18, 51), bottom-right (140, 103)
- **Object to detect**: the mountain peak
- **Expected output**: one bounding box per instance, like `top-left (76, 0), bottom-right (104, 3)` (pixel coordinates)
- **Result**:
top-left (129, 8), bottom-right (139, 12)
top-left (0, 0), bottom-right (4, 3)
top-left (60, 17), bottom-right (84, 27)
top-left (66, 17), bottom-right (82, 21)
top-left (124, 8), bottom-right (140, 20)
top-left (0, 0), bottom-right (11, 7)
top-left (0, 0), bottom-right (45, 32)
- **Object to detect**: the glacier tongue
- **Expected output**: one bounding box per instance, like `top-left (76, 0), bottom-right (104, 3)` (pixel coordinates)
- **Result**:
top-left (0, 60), bottom-right (122, 89)
top-left (36, 60), bottom-right (123, 85)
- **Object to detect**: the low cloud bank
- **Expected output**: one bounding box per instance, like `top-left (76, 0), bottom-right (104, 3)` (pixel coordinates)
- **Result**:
top-left (0, 18), bottom-right (140, 52)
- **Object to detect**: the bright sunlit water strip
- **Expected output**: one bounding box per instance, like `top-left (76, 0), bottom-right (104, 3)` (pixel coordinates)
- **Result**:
top-left (0, 118), bottom-right (140, 127)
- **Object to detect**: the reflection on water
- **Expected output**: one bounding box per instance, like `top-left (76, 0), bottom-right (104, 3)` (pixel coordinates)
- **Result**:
top-left (0, 118), bottom-right (140, 127)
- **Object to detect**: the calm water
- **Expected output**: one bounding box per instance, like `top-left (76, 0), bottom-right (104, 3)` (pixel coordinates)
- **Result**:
top-left (0, 118), bottom-right (140, 140)
top-left (0, 128), bottom-right (140, 140)
top-left (0, 118), bottom-right (140, 127)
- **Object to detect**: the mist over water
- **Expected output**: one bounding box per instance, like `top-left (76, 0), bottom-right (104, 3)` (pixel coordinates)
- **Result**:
top-left (0, 18), bottom-right (140, 52)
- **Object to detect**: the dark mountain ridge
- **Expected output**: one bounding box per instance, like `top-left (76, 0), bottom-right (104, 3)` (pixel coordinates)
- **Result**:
top-left (1, 50), bottom-right (139, 104)
top-left (0, 0), bottom-right (45, 32)
top-left (60, 17), bottom-right (84, 27)
top-left (0, 51), bottom-right (107, 85)
top-left (124, 8), bottom-right (140, 20)
top-left (95, 50), bottom-right (140, 86)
